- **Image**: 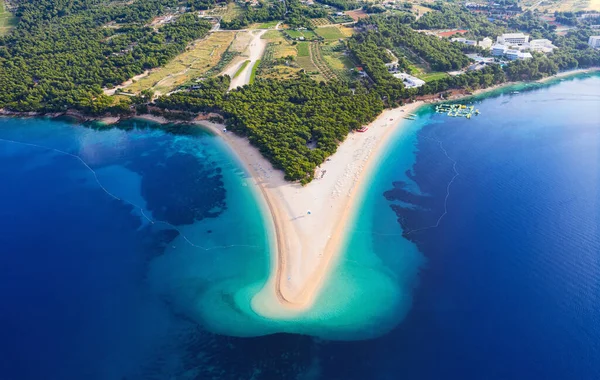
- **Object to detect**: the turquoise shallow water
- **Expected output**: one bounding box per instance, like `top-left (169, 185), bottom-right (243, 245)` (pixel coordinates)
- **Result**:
top-left (3, 73), bottom-right (598, 379)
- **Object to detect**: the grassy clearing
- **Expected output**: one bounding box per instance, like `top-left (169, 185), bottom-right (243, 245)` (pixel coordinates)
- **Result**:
top-left (256, 20), bottom-right (280, 29)
top-left (221, 3), bottom-right (244, 22)
top-left (249, 60), bottom-right (260, 84)
top-left (122, 32), bottom-right (235, 94)
top-left (234, 60), bottom-right (250, 78)
top-left (0, 0), bottom-right (17, 36)
top-left (284, 29), bottom-right (319, 41)
top-left (262, 31), bottom-right (298, 58)
top-left (337, 25), bottom-right (355, 37)
top-left (297, 42), bottom-right (310, 57)
top-left (417, 71), bottom-right (449, 82)
top-left (315, 26), bottom-right (345, 40)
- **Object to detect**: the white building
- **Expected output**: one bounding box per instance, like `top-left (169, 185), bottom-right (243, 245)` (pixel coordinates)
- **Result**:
top-left (479, 37), bottom-right (493, 49)
top-left (393, 73), bottom-right (425, 88)
top-left (451, 37), bottom-right (481, 46)
top-left (497, 33), bottom-right (529, 46)
top-left (505, 49), bottom-right (532, 60)
top-left (492, 44), bottom-right (507, 56)
top-left (589, 36), bottom-right (600, 48)
top-left (526, 39), bottom-right (557, 53)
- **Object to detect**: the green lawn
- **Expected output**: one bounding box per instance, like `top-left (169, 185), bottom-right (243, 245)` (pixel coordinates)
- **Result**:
top-left (417, 71), bottom-right (449, 82)
top-left (257, 20), bottom-right (280, 29)
top-left (285, 30), bottom-right (303, 39)
top-left (234, 60), bottom-right (250, 78)
top-left (315, 26), bottom-right (344, 40)
top-left (285, 29), bottom-right (319, 41)
top-left (296, 42), bottom-right (310, 57)
top-left (302, 30), bottom-right (318, 40)
top-left (249, 60), bottom-right (260, 84)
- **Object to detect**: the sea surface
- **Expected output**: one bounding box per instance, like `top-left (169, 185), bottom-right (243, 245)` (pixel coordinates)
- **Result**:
top-left (1, 73), bottom-right (600, 379)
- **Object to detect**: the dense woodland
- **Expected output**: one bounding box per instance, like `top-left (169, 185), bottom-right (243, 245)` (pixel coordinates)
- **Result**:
top-left (220, 0), bottom-right (327, 29)
top-left (413, 4), bottom-right (507, 38)
top-left (351, 15), bottom-right (472, 73)
top-left (1, 2), bottom-right (599, 182)
top-left (157, 77), bottom-right (383, 182)
top-left (0, 0), bottom-right (212, 112)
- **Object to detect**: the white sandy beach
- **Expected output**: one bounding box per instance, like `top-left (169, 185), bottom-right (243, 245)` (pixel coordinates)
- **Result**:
top-left (197, 101), bottom-right (424, 318)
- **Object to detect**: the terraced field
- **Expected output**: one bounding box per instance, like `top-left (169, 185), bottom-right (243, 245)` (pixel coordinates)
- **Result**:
top-left (320, 41), bottom-right (355, 81)
top-left (120, 32), bottom-right (236, 95)
top-left (309, 42), bottom-right (337, 81)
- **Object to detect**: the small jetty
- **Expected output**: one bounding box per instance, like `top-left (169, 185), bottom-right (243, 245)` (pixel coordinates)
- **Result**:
top-left (434, 103), bottom-right (480, 119)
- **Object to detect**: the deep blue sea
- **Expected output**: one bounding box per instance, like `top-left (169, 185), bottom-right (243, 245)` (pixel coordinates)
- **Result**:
top-left (1, 74), bottom-right (599, 379)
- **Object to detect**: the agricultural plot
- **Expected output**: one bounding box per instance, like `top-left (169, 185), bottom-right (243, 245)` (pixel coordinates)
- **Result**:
top-left (296, 42), bottom-right (311, 57)
top-left (309, 42), bottom-right (337, 81)
top-left (284, 29), bottom-right (320, 41)
top-left (337, 25), bottom-right (355, 37)
top-left (221, 3), bottom-right (244, 22)
top-left (343, 10), bottom-right (367, 22)
top-left (296, 56), bottom-right (324, 82)
top-left (257, 31), bottom-right (302, 81)
top-left (0, 0), bottom-right (17, 36)
top-left (320, 41), bottom-right (355, 81)
top-left (329, 14), bottom-right (355, 23)
top-left (315, 26), bottom-right (345, 40)
top-left (262, 30), bottom-right (298, 58)
top-left (311, 18), bottom-right (331, 27)
top-left (121, 32), bottom-right (236, 95)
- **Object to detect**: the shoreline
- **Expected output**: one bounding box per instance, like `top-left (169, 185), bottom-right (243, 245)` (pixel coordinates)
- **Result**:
top-left (196, 102), bottom-right (424, 317)
top-left (1, 67), bottom-right (598, 318)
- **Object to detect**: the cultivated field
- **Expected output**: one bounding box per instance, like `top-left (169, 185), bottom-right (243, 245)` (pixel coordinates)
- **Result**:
top-left (297, 42), bottom-right (311, 57)
top-left (315, 26), bottom-right (345, 40)
top-left (262, 30), bottom-right (298, 59)
top-left (284, 29), bottom-right (320, 40)
top-left (120, 32), bottom-right (236, 95)
top-left (320, 41), bottom-right (355, 81)
top-left (256, 30), bottom-right (301, 81)
top-left (311, 18), bottom-right (331, 27)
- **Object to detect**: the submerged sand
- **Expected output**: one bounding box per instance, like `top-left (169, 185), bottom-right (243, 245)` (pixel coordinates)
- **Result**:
top-left (197, 101), bottom-right (424, 319)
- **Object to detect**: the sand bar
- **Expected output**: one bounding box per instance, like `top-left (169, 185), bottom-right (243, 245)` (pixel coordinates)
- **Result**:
top-left (197, 101), bottom-right (424, 317)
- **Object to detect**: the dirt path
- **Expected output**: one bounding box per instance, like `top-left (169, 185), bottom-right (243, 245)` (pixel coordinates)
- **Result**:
top-left (227, 30), bottom-right (267, 90)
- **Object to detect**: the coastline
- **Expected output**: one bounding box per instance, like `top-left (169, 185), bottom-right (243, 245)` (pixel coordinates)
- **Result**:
top-left (1, 67), bottom-right (598, 320)
top-left (196, 101), bottom-right (424, 318)
top-left (189, 67), bottom-right (600, 318)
